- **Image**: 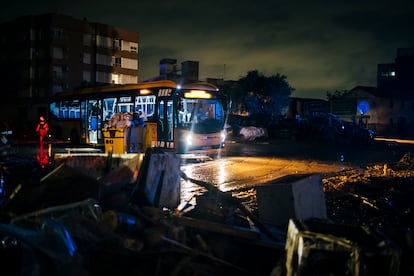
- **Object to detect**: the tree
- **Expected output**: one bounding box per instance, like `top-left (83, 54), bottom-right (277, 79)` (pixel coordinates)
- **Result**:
top-left (225, 70), bottom-right (294, 117)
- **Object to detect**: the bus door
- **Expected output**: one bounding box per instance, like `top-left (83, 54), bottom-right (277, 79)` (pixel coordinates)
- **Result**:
top-left (156, 99), bottom-right (174, 150)
top-left (86, 99), bottom-right (101, 144)
top-left (80, 100), bottom-right (87, 143)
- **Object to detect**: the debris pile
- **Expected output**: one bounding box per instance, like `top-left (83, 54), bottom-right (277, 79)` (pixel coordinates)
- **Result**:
top-left (3, 198), bottom-right (279, 276)
top-left (1, 145), bottom-right (414, 275)
top-left (321, 152), bottom-right (414, 275)
top-left (0, 149), bottom-right (286, 275)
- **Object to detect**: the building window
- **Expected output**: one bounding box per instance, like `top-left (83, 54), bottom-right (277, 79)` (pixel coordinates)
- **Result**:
top-left (83, 34), bottom-right (92, 46)
top-left (30, 28), bottom-right (35, 40)
top-left (53, 84), bottom-right (63, 94)
top-left (121, 41), bottom-right (138, 53)
top-left (113, 57), bottom-right (121, 67)
top-left (83, 70), bottom-right (91, 82)
top-left (112, 74), bottom-right (119, 84)
top-left (130, 42), bottom-right (138, 53)
top-left (113, 39), bottom-right (121, 51)
top-left (30, 48), bottom-right (38, 59)
top-left (96, 54), bottom-right (112, 66)
top-left (53, 65), bottom-right (63, 79)
top-left (96, 71), bottom-right (111, 83)
top-left (83, 53), bottom-right (91, 64)
top-left (96, 35), bottom-right (112, 48)
top-left (381, 71), bottom-right (396, 77)
top-left (52, 47), bottom-right (63, 59)
top-left (51, 28), bottom-right (64, 39)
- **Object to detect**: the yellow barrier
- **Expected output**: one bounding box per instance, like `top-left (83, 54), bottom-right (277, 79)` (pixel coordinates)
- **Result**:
top-left (103, 128), bottom-right (125, 154)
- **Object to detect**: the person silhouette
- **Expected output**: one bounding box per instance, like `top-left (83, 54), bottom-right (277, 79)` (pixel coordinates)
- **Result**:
top-left (36, 116), bottom-right (49, 145)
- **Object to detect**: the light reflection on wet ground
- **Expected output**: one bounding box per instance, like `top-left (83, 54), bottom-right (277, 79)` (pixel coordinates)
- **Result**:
top-left (179, 137), bottom-right (414, 209)
top-left (179, 155), bottom-right (349, 209)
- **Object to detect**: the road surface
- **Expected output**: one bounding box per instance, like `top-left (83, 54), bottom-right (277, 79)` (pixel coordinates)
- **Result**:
top-left (179, 137), bottom-right (411, 205)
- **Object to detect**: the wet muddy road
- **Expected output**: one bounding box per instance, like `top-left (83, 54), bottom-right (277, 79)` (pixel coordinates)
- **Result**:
top-left (179, 138), bottom-right (414, 205)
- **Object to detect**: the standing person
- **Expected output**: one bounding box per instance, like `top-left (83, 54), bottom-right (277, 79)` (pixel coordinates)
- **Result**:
top-left (36, 116), bottom-right (49, 145)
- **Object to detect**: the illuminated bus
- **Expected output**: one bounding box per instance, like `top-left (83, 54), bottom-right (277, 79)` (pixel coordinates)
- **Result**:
top-left (48, 80), bottom-right (227, 153)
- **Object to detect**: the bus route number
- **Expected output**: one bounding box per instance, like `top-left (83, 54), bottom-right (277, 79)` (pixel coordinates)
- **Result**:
top-left (158, 89), bottom-right (172, 97)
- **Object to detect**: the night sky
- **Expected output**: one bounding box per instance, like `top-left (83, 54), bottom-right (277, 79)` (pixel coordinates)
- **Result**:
top-left (1, 0), bottom-right (413, 99)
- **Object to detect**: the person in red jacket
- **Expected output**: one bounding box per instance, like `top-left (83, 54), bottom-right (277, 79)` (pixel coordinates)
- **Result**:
top-left (36, 116), bottom-right (49, 145)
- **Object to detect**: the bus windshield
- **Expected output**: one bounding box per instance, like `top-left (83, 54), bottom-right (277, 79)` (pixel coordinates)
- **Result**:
top-left (178, 98), bottom-right (224, 133)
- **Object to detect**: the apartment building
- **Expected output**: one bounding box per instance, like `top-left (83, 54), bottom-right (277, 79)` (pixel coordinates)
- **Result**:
top-left (0, 13), bottom-right (139, 133)
top-left (377, 48), bottom-right (414, 96)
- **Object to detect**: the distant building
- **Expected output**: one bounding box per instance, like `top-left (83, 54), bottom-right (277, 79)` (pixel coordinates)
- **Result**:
top-left (0, 13), bottom-right (139, 134)
top-left (328, 48), bottom-right (414, 138)
top-left (329, 86), bottom-right (414, 137)
top-left (181, 60), bottom-right (199, 83)
top-left (287, 97), bottom-right (329, 119)
top-left (158, 58), bottom-right (179, 80)
top-left (377, 48), bottom-right (414, 97)
top-left (147, 58), bottom-right (200, 84)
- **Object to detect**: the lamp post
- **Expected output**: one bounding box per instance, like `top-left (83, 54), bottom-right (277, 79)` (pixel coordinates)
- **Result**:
top-left (357, 101), bottom-right (370, 127)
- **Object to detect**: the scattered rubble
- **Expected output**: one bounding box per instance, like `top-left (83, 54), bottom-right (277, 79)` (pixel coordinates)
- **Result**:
top-left (321, 152), bottom-right (414, 275)
top-left (1, 145), bottom-right (414, 275)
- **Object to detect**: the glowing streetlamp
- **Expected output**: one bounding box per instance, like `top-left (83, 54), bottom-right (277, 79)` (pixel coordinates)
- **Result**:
top-left (357, 101), bottom-right (370, 126)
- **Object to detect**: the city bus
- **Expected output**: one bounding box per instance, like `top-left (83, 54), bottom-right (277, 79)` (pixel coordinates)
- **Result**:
top-left (48, 80), bottom-right (227, 153)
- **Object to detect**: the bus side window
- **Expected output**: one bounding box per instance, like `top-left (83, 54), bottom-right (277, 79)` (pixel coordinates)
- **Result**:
top-left (50, 102), bottom-right (59, 118)
top-left (61, 107), bottom-right (68, 118)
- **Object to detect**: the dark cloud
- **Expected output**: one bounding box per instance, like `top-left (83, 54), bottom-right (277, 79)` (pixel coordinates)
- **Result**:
top-left (2, 0), bottom-right (413, 99)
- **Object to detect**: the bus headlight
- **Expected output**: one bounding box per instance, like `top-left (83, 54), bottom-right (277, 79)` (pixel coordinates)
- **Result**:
top-left (221, 132), bottom-right (226, 142)
top-left (185, 134), bottom-right (193, 145)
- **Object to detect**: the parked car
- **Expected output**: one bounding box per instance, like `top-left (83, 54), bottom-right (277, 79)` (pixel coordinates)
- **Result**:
top-left (268, 118), bottom-right (304, 140)
top-left (305, 113), bottom-right (344, 143)
top-left (342, 121), bottom-right (375, 145)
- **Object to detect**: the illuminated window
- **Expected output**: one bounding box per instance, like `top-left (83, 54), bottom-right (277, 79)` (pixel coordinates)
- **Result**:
top-left (381, 71), bottom-right (396, 77)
